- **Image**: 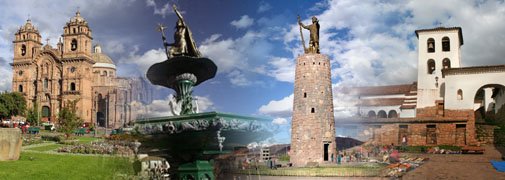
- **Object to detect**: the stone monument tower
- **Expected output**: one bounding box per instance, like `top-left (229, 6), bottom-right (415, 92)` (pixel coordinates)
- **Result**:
top-left (290, 16), bottom-right (336, 166)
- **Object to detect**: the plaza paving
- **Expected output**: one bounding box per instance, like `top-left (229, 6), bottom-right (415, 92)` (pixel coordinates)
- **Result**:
top-left (402, 145), bottom-right (505, 179)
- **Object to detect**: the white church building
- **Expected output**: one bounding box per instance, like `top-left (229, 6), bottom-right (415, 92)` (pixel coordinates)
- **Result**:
top-left (340, 27), bottom-right (505, 146)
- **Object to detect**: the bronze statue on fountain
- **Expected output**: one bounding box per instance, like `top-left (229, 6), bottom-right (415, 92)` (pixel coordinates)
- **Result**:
top-left (147, 5), bottom-right (217, 116)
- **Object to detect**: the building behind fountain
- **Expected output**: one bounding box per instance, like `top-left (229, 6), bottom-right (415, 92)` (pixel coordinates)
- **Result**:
top-left (10, 12), bottom-right (153, 128)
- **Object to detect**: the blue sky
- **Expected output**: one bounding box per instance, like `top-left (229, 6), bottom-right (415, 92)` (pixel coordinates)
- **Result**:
top-left (1, 0), bottom-right (505, 144)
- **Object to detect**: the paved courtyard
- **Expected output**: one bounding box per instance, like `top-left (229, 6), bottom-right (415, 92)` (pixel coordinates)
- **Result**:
top-left (402, 145), bottom-right (505, 179)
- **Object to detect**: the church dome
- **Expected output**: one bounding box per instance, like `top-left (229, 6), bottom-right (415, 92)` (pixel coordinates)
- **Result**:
top-left (69, 11), bottom-right (87, 24)
top-left (17, 19), bottom-right (39, 34)
top-left (92, 45), bottom-right (116, 69)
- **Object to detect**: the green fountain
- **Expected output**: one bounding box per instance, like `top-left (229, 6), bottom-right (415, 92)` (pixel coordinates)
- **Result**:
top-left (140, 5), bottom-right (271, 180)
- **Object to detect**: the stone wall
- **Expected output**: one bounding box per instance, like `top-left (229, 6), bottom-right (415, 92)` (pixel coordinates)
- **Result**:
top-left (346, 121), bottom-right (476, 146)
top-left (0, 128), bottom-right (22, 161)
top-left (476, 125), bottom-right (496, 145)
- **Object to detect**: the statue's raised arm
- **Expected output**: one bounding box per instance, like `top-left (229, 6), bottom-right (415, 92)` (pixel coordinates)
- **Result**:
top-left (164, 4), bottom-right (201, 58)
top-left (173, 4), bottom-right (185, 26)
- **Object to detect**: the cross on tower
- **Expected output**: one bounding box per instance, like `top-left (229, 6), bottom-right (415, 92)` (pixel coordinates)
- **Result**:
top-left (46, 38), bottom-right (50, 45)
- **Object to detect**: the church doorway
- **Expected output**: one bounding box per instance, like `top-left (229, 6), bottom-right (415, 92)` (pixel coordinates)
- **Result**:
top-left (97, 112), bottom-right (105, 127)
top-left (42, 106), bottom-right (51, 122)
top-left (323, 143), bottom-right (329, 161)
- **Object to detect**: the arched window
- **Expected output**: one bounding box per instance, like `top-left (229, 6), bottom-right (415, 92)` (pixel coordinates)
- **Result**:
top-left (303, 92), bottom-right (307, 98)
top-left (427, 38), bottom-right (435, 53)
top-left (378, 110), bottom-right (387, 118)
top-left (388, 110), bottom-right (398, 118)
top-left (457, 89), bottom-right (463, 100)
top-left (18, 85), bottom-right (23, 92)
top-left (45, 63), bottom-right (49, 74)
top-left (311, 108), bottom-right (315, 113)
top-left (442, 37), bottom-right (450, 51)
top-left (71, 39), bottom-right (77, 51)
top-left (427, 59), bottom-right (435, 74)
top-left (43, 79), bottom-right (48, 90)
top-left (443, 58), bottom-right (451, 69)
top-left (42, 106), bottom-right (50, 118)
top-left (73, 28), bottom-right (76, 34)
top-left (70, 82), bottom-right (76, 91)
top-left (368, 111), bottom-right (376, 118)
top-left (21, 45), bottom-right (26, 56)
top-left (103, 71), bottom-right (108, 76)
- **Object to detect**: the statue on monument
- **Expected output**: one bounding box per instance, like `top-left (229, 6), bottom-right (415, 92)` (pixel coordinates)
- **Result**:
top-left (148, 4), bottom-right (217, 116)
top-left (298, 16), bottom-right (320, 54)
top-left (157, 4), bottom-right (202, 59)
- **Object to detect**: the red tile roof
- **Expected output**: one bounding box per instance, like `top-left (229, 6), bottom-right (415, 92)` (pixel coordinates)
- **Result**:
top-left (358, 98), bottom-right (405, 106)
top-left (345, 82), bottom-right (417, 96)
top-left (400, 105), bottom-right (416, 109)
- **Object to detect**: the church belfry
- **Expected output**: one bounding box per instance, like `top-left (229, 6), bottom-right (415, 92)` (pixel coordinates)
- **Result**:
top-left (415, 27), bottom-right (463, 109)
top-left (62, 11), bottom-right (93, 58)
top-left (13, 19), bottom-right (42, 61)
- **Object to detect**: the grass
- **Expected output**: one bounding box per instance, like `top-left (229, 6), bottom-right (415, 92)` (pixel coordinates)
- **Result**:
top-left (0, 152), bottom-right (135, 179)
top-left (237, 165), bottom-right (385, 177)
top-left (27, 144), bottom-right (63, 152)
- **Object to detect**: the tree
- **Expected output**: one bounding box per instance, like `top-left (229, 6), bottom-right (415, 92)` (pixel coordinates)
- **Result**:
top-left (26, 102), bottom-right (40, 126)
top-left (0, 102), bottom-right (8, 120)
top-left (0, 92), bottom-right (27, 119)
top-left (57, 100), bottom-right (83, 139)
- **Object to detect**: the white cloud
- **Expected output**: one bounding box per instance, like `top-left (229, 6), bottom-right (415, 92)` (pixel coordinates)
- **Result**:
top-left (121, 48), bottom-right (167, 77)
top-left (227, 70), bottom-right (251, 87)
top-left (199, 31), bottom-right (272, 86)
top-left (102, 39), bottom-right (126, 55)
top-left (230, 15), bottom-right (254, 29)
top-left (258, 94), bottom-right (293, 117)
top-left (257, 1), bottom-right (272, 13)
top-left (145, 0), bottom-right (172, 18)
top-left (272, 117), bottom-right (288, 125)
top-left (262, 57), bottom-right (296, 83)
top-left (0, 57), bottom-right (12, 91)
top-left (194, 95), bottom-right (214, 112)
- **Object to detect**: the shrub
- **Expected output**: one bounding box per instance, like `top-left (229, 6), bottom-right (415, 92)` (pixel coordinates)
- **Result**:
top-left (41, 135), bottom-right (62, 142)
top-left (401, 146), bottom-right (428, 153)
top-left (437, 145), bottom-right (462, 151)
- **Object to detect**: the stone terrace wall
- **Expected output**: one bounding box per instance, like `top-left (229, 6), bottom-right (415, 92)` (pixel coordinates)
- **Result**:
top-left (0, 128), bottom-right (22, 161)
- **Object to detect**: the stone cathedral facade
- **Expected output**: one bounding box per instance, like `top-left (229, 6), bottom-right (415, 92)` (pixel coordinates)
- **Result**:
top-left (10, 11), bottom-right (153, 128)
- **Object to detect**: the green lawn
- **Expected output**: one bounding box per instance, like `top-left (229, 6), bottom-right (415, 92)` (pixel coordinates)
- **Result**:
top-left (75, 136), bottom-right (102, 144)
top-left (27, 144), bottom-right (63, 152)
top-left (0, 152), bottom-right (135, 179)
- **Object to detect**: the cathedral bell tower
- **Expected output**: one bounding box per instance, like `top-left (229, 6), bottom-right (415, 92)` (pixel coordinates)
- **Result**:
top-left (13, 19), bottom-right (42, 61)
top-left (62, 11), bottom-right (93, 58)
top-left (12, 19), bottom-right (43, 107)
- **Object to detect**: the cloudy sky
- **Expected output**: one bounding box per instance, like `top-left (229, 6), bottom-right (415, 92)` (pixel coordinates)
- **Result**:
top-left (1, 0), bottom-right (505, 143)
